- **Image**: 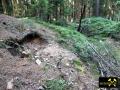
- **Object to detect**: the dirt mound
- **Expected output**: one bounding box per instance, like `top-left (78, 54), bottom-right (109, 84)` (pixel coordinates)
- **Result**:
top-left (0, 14), bottom-right (24, 32)
top-left (0, 15), bottom-right (97, 90)
top-left (0, 15), bottom-right (23, 39)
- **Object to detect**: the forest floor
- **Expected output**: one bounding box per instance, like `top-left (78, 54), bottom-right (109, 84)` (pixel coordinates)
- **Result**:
top-left (0, 15), bottom-right (97, 90)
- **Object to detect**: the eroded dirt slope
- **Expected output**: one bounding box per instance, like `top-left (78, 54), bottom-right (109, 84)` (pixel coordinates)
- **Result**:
top-left (0, 15), bottom-right (97, 90)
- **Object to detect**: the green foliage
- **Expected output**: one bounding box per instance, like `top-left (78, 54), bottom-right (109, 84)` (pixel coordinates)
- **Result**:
top-left (90, 63), bottom-right (100, 77)
top-left (45, 79), bottom-right (68, 90)
top-left (36, 0), bottom-right (48, 19)
top-left (81, 17), bottom-right (120, 40)
top-left (73, 59), bottom-right (85, 72)
top-left (108, 23), bottom-right (120, 40)
top-left (82, 17), bottom-right (114, 36)
top-left (73, 59), bottom-right (82, 66)
top-left (52, 17), bottom-right (68, 26)
top-left (25, 0), bottom-right (70, 25)
top-left (26, 0), bottom-right (48, 19)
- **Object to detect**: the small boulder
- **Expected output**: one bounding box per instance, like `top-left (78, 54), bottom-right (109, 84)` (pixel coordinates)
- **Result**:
top-left (36, 59), bottom-right (42, 65)
top-left (21, 49), bottom-right (31, 58)
top-left (7, 79), bottom-right (14, 90)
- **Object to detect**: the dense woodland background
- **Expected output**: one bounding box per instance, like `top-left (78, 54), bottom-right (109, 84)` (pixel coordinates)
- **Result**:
top-left (1, 0), bottom-right (120, 23)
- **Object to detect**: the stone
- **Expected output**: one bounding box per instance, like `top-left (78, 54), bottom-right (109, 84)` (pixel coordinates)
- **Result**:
top-left (21, 49), bottom-right (31, 58)
top-left (38, 86), bottom-right (45, 90)
top-left (7, 79), bottom-right (14, 90)
top-left (36, 59), bottom-right (42, 65)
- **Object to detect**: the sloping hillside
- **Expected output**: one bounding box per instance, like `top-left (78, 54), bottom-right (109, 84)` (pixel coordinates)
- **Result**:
top-left (31, 17), bottom-right (120, 77)
top-left (0, 15), bottom-right (120, 90)
top-left (0, 15), bottom-right (97, 90)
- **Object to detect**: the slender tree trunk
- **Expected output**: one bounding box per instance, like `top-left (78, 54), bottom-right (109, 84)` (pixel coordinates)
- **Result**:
top-left (77, 5), bottom-right (86, 32)
top-left (54, 1), bottom-right (58, 21)
top-left (73, 0), bottom-right (77, 21)
top-left (93, 0), bottom-right (100, 16)
top-left (0, 0), bottom-right (3, 13)
top-left (12, 0), bottom-right (18, 16)
top-left (1, 0), bottom-right (7, 14)
top-left (96, 0), bottom-right (100, 16)
top-left (60, 2), bottom-right (64, 19)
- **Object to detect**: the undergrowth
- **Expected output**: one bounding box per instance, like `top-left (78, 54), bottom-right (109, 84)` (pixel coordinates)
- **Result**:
top-left (22, 18), bottom-right (120, 77)
top-left (81, 17), bottom-right (120, 40)
top-left (45, 79), bottom-right (68, 90)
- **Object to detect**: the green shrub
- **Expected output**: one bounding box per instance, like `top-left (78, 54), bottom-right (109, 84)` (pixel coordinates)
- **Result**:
top-left (45, 79), bottom-right (68, 90)
top-left (81, 17), bottom-right (116, 37)
top-left (73, 59), bottom-right (85, 72)
top-left (51, 17), bottom-right (68, 26)
top-left (108, 23), bottom-right (120, 40)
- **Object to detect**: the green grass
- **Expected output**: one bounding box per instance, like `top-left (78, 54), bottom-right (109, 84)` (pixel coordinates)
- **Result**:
top-left (45, 79), bottom-right (68, 90)
top-left (73, 59), bottom-right (85, 73)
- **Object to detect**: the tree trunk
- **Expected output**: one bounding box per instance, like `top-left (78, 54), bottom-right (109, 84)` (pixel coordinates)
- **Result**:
top-left (77, 5), bottom-right (86, 32)
top-left (1, 0), bottom-right (7, 14)
top-left (0, 0), bottom-right (3, 13)
top-left (93, 0), bottom-right (100, 16)
top-left (96, 0), bottom-right (100, 16)
top-left (12, 0), bottom-right (18, 16)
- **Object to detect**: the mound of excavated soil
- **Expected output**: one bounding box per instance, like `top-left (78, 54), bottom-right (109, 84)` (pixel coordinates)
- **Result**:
top-left (0, 14), bottom-right (24, 39)
top-left (0, 15), bottom-right (97, 90)
top-left (0, 14), bottom-right (24, 31)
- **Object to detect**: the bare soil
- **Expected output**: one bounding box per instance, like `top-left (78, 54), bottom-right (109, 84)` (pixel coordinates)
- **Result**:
top-left (0, 15), bottom-right (97, 90)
